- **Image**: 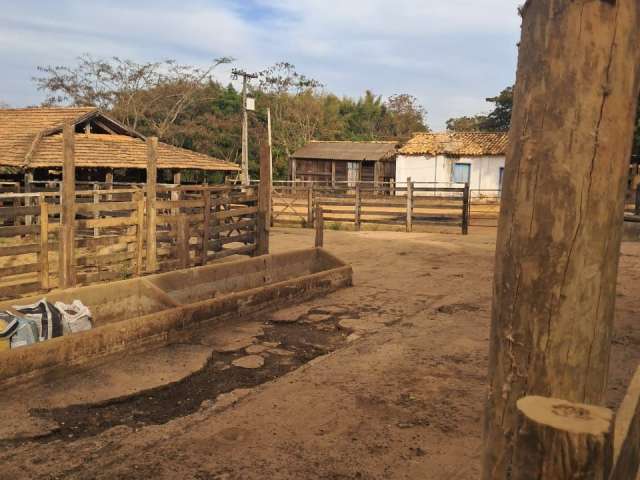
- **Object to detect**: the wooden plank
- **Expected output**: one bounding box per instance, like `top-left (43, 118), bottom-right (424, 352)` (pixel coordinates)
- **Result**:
top-left (134, 190), bottom-right (145, 275)
top-left (307, 185), bottom-right (314, 227)
top-left (214, 206), bottom-right (258, 220)
top-left (146, 137), bottom-right (158, 272)
top-left (462, 183), bottom-right (470, 235)
top-left (210, 219), bottom-right (256, 234)
top-left (0, 263), bottom-right (40, 277)
top-left (354, 184), bottom-right (361, 231)
top-left (0, 281), bottom-right (41, 299)
top-left (611, 366), bottom-right (640, 480)
top-left (156, 199), bottom-right (204, 209)
top-left (75, 234), bottom-right (136, 249)
top-left (207, 244), bottom-right (255, 260)
top-left (177, 215), bottom-right (190, 269)
top-left (315, 205), bottom-right (324, 248)
top-left (75, 201), bottom-right (138, 213)
top-left (0, 243), bottom-right (40, 256)
top-left (0, 206), bottom-right (40, 217)
top-left (201, 191), bottom-right (211, 265)
top-left (210, 232), bottom-right (255, 248)
top-left (59, 121), bottom-right (76, 288)
top-left (39, 197), bottom-right (49, 290)
top-left (76, 250), bottom-right (136, 267)
top-left (156, 213), bottom-right (203, 225)
top-left (256, 142), bottom-right (271, 256)
top-left (74, 216), bottom-right (138, 229)
top-left (406, 178), bottom-right (413, 233)
top-left (0, 225), bottom-right (39, 237)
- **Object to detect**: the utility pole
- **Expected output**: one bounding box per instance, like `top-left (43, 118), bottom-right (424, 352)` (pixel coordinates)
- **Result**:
top-left (232, 68), bottom-right (258, 186)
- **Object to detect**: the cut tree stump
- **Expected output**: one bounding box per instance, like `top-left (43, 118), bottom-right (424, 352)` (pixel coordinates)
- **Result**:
top-left (512, 396), bottom-right (614, 480)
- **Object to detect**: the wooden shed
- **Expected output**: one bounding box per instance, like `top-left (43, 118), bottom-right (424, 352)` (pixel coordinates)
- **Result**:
top-left (0, 107), bottom-right (240, 186)
top-left (290, 141), bottom-right (398, 185)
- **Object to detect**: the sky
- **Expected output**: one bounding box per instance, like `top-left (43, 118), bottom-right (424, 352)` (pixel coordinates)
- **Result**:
top-left (0, 0), bottom-right (522, 130)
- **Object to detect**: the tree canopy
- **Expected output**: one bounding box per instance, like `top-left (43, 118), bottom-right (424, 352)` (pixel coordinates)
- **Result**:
top-left (446, 87), bottom-right (513, 133)
top-left (33, 55), bottom-right (429, 180)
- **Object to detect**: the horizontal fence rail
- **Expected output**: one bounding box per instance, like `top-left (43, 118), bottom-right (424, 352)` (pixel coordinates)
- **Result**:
top-left (0, 183), bottom-right (261, 300)
top-left (268, 180), bottom-right (471, 234)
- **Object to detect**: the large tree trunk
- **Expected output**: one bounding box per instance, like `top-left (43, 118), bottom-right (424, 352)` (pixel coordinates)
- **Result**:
top-left (482, 1), bottom-right (640, 479)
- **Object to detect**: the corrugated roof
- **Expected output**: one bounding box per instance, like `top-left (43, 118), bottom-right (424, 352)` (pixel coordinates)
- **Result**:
top-left (0, 107), bottom-right (239, 171)
top-left (292, 141), bottom-right (398, 162)
top-left (30, 134), bottom-right (240, 171)
top-left (399, 132), bottom-right (508, 156)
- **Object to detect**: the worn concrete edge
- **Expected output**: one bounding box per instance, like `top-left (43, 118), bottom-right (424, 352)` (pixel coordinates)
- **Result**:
top-left (0, 252), bottom-right (353, 386)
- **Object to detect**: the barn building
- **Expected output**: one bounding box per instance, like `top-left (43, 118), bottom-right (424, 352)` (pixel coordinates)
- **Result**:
top-left (0, 107), bottom-right (240, 186)
top-left (290, 141), bottom-right (398, 185)
top-left (396, 132), bottom-right (508, 191)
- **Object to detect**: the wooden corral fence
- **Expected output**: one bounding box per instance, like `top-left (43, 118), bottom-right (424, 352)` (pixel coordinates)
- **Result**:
top-left (270, 180), bottom-right (471, 234)
top-left (625, 184), bottom-right (640, 216)
top-left (469, 190), bottom-right (502, 228)
top-left (0, 184), bottom-right (262, 300)
top-left (464, 183), bottom-right (638, 229)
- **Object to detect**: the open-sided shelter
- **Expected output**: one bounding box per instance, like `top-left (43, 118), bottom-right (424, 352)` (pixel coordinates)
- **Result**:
top-left (0, 107), bottom-right (240, 185)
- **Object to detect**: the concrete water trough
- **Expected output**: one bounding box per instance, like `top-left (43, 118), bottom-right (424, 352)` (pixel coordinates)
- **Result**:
top-left (0, 248), bottom-right (352, 385)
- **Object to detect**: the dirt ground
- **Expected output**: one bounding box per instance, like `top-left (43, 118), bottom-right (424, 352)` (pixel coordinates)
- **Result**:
top-left (0, 226), bottom-right (638, 480)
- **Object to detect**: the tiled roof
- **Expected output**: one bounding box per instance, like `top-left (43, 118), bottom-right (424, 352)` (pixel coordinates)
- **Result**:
top-left (30, 134), bottom-right (240, 171)
top-left (0, 107), bottom-right (97, 167)
top-left (292, 141), bottom-right (398, 162)
top-left (399, 132), bottom-right (508, 156)
top-left (0, 107), bottom-right (239, 171)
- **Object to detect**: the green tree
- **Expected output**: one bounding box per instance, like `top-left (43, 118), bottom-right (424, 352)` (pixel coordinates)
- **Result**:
top-left (33, 57), bottom-right (431, 180)
top-left (446, 86), bottom-right (513, 132)
top-left (446, 115), bottom-right (488, 132)
top-left (34, 54), bottom-right (233, 137)
top-left (482, 86), bottom-right (513, 131)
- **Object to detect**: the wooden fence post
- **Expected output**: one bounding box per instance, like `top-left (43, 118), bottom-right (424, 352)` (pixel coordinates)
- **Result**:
top-left (355, 183), bottom-right (361, 231)
top-left (201, 190), bottom-right (211, 265)
top-left (462, 183), bottom-right (470, 235)
top-left (406, 177), bottom-right (413, 233)
top-left (635, 184), bottom-right (640, 215)
top-left (134, 190), bottom-right (145, 276)
top-left (482, 2), bottom-right (640, 478)
top-left (315, 204), bottom-right (324, 248)
top-left (307, 184), bottom-right (314, 227)
top-left (93, 183), bottom-right (100, 238)
top-left (512, 396), bottom-right (614, 480)
top-left (105, 169), bottom-right (113, 202)
top-left (256, 143), bottom-right (271, 256)
top-left (39, 194), bottom-right (49, 290)
top-left (24, 170), bottom-right (33, 227)
top-left (145, 137), bottom-right (158, 272)
top-left (177, 214), bottom-right (190, 269)
top-left (59, 121), bottom-right (76, 289)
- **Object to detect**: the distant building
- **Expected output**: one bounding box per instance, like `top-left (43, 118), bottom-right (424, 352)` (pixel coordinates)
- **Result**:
top-left (396, 132), bottom-right (509, 191)
top-left (290, 141), bottom-right (398, 185)
top-left (0, 107), bottom-right (240, 183)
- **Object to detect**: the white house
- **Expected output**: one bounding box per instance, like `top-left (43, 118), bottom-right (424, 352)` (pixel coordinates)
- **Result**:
top-left (396, 132), bottom-right (508, 193)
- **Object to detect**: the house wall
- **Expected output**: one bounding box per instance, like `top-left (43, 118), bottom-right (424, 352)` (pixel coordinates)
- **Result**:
top-left (293, 158), bottom-right (392, 184)
top-left (396, 154), bottom-right (505, 191)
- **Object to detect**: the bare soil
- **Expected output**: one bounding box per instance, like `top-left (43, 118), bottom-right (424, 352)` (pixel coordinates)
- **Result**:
top-left (0, 226), bottom-right (638, 480)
